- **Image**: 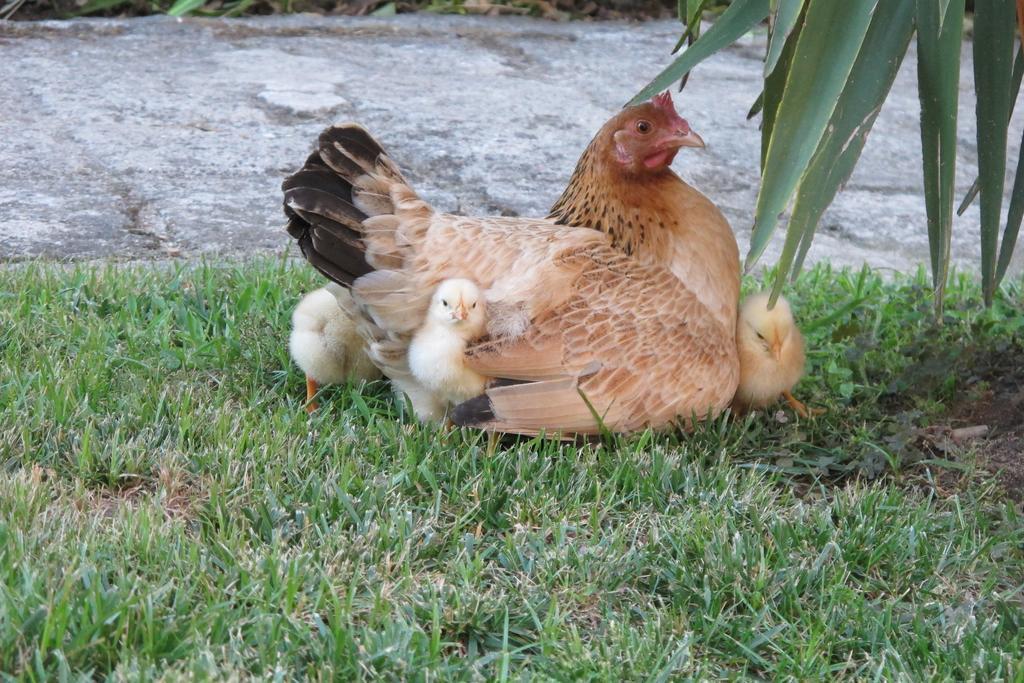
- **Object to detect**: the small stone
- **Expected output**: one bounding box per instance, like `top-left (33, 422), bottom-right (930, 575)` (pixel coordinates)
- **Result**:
top-left (257, 89), bottom-right (348, 115)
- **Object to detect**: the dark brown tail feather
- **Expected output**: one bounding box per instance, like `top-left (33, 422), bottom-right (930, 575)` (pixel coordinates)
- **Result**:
top-left (450, 393), bottom-right (495, 426)
top-left (450, 378), bottom-right (529, 427)
top-left (282, 125), bottom-right (394, 286)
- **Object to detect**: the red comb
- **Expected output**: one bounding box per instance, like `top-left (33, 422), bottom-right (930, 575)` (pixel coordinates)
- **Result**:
top-left (652, 91), bottom-right (674, 112)
top-left (651, 90), bottom-right (688, 131)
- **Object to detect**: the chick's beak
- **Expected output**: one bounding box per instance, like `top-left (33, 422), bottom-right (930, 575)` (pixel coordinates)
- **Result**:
top-left (770, 339), bottom-right (783, 361)
top-left (454, 300), bottom-right (469, 321)
top-left (675, 127), bottom-right (705, 149)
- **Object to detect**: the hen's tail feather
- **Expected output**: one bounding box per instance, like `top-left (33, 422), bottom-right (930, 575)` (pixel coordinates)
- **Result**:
top-left (282, 167), bottom-right (354, 203)
top-left (320, 125), bottom-right (388, 167)
top-left (451, 393), bottom-right (495, 425)
top-left (283, 123), bottom-right (413, 287)
top-left (294, 230), bottom-right (364, 287)
top-left (449, 378), bottom-right (532, 430)
top-left (285, 189), bottom-right (366, 234)
top-left (451, 377), bottom-right (597, 439)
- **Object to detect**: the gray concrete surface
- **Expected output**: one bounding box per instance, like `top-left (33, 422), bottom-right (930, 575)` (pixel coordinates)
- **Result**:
top-left (1, 14), bottom-right (1022, 277)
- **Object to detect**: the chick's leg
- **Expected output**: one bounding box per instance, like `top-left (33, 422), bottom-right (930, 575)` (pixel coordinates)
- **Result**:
top-left (783, 390), bottom-right (824, 418)
top-left (305, 376), bottom-right (319, 414)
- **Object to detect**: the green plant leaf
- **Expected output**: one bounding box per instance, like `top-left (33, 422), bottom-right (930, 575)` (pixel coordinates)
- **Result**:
top-left (70, 0), bottom-right (130, 15)
top-left (915, 0), bottom-right (965, 312)
top-left (673, 0), bottom-right (715, 53)
top-left (1018, 0), bottom-right (1024, 51)
top-left (746, 0), bottom-right (878, 269)
top-left (221, 0), bottom-right (255, 17)
top-left (774, 0), bottom-right (915, 296)
top-left (764, 0), bottom-right (804, 78)
top-left (972, 0), bottom-right (1018, 304)
top-left (675, 1), bottom-right (716, 87)
top-left (759, 3), bottom-right (803, 171)
top-left (686, 0), bottom-right (705, 23)
top-left (628, 0), bottom-right (770, 106)
top-left (997, 124), bottom-right (1024, 283)
top-left (671, 31), bottom-right (689, 55)
top-left (685, 0), bottom-right (708, 31)
top-left (167, 0), bottom-right (205, 15)
top-left (957, 46), bottom-right (1024, 216)
top-left (747, 91), bottom-right (764, 120)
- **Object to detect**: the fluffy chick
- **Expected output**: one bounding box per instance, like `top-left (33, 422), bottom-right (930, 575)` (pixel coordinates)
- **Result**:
top-left (733, 292), bottom-right (813, 418)
top-left (289, 285), bottom-right (381, 413)
top-left (405, 278), bottom-right (488, 422)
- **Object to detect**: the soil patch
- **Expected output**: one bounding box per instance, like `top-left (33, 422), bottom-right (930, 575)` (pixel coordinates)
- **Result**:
top-left (928, 349), bottom-right (1024, 502)
top-left (948, 384), bottom-right (1024, 502)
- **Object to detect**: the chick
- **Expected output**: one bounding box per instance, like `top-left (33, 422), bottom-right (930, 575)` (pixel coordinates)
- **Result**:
top-left (289, 285), bottom-right (381, 413)
top-left (405, 278), bottom-right (488, 422)
top-left (733, 292), bottom-right (814, 418)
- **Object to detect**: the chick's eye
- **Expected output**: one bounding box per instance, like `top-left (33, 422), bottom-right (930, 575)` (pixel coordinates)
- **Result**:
top-left (471, 302), bottom-right (477, 309)
top-left (636, 120), bottom-right (652, 134)
top-left (755, 332), bottom-right (765, 341)
top-left (442, 299), bottom-right (448, 307)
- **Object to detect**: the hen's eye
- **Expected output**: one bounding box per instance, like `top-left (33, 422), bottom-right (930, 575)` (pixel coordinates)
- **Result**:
top-left (636, 120), bottom-right (652, 134)
top-left (442, 299), bottom-right (449, 307)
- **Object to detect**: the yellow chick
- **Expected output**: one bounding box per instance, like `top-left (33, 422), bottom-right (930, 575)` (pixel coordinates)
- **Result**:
top-left (289, 285), bottom-right (381, 413)
top-left (405, 278), bottom-right (488, 422)
top-left (734, 292), bottom-right (813, 418)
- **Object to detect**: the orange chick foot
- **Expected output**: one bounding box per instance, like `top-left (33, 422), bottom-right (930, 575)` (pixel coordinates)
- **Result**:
top-left (782, 390), bottom-right (824, 418)
top-left (305, 376), bottom-right (319, 414)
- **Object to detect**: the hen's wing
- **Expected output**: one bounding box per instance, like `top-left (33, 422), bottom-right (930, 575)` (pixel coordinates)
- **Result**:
top-left (453, 246), bottom-right (738, 435)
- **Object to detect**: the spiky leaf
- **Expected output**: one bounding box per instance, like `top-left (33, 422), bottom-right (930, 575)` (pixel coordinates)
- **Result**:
top-left (167, 0), bottom-right (204, 15)
top-left (916, 0), bottom-right (965, 310)
top-left (957, 47), bottom-right (1023, 216)
top-left (972, 0), bottom-right (1017, 303)
top-left (629, 0), bottom-right (770, 106)
top-left (746, 0), bottom-right (878, 269)
top-left (770, 0), bottom-right (915, 303)
top-left (759, 4), bottom-right (804, 171)
top-left (997, 125), bottom-right (1024, 283)
top-left (764, 0), bottom-right (804, 78)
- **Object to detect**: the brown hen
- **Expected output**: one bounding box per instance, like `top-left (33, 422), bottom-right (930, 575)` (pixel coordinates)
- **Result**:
top-left (283, 93), bottom-right (741, 436)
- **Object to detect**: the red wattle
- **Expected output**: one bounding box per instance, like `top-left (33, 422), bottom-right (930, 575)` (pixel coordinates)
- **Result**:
top-left (643, 148), bottom-right (678, 169)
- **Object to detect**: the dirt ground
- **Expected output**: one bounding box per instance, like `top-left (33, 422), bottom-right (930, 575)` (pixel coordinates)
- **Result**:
top-left (924, 353), bottom-right (1024, 502)
top-left (950, 377), bottom-right (1024, 502)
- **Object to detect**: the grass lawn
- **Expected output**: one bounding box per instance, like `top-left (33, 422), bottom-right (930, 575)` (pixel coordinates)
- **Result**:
top-left (0, 257), bottom-right (1022, 680)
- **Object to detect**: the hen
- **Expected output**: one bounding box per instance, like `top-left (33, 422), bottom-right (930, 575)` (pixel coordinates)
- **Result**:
top-left (283, 92), bottom-right (740, 436)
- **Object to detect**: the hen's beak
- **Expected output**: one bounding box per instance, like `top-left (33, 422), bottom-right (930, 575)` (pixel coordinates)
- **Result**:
top-left (674, 128), bottom-right (705, 149)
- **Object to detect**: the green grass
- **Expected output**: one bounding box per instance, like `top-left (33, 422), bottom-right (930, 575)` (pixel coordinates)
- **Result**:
top-left (0, 257), bottom-right (1022, 680)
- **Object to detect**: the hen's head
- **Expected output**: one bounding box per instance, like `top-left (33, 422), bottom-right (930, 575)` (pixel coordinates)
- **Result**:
top-left (603, 91), bottom-right (704, 175)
